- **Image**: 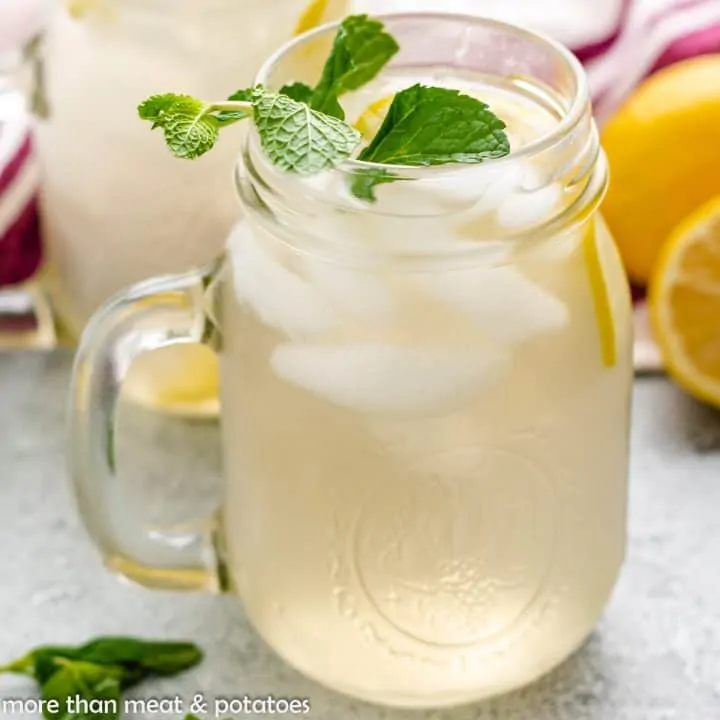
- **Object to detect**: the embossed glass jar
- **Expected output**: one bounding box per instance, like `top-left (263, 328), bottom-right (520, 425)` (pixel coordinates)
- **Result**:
top-left (68, 14), bottom-right (634, 708)
top-left (32, 0), bottom-right (330, 413)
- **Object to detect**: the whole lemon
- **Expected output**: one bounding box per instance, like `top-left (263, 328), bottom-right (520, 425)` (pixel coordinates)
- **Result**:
top-left (600, 54), bottom-right (720, 285)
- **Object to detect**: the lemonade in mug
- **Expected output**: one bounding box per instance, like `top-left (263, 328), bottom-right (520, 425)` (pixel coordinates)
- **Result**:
top-left (68, 14), bottom-right (633, 707)
top-left (32, 0), bottom-right (348, 414)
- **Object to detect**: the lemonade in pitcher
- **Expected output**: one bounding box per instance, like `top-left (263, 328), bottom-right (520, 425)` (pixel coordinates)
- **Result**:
top-left (69, 14), bottom-right (633, 707)
top-left (32, 0), bottom-right (349, 414)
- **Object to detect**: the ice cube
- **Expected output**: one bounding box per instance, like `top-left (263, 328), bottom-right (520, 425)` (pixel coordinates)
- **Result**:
top-left (270, 343), bottom-right (510, 414)
top-left (418, 265), bottom-right (568, 344)
top-left (300, 257), bottom-right (395, 322)
top-left (463, 161), bottom-right (526, 218)
top-left (495, 183), bottom-right (562, 231)
top-left (521, 226), bottom-right (581, 264)
top-left (364, 161), bottom-right (524, 219)
top-left (227, 222), bottom-right (338, 337)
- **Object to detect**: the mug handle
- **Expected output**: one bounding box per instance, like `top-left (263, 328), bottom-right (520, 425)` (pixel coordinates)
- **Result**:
top-left (67, 264), bottom-right (225, 592)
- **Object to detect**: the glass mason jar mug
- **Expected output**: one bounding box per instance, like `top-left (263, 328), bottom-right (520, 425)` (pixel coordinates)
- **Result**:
top-left (33, 0), bottom-right (341, 414)
top-left (68, 14), bottom-right (633, 708)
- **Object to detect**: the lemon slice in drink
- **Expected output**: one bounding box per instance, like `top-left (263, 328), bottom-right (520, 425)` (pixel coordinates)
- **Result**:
top-left (66, 0), bottom-right (117, 22)
top-left (119, 293), bottom-right (220, 416)
top-left (294, 0), bottom-right (351, 35)
top-left (126, 344), bottom-right (220, 417)
top-left (649, 195), bottom-right (720, 407)
top-left (583, 221), bottom-right (617, 368)
top-left (354, 94), bottom-right (394, 139)
top-left (66, 0), bottom-right (107, 18)
top-left (66, 0), bottom-right (94, 18)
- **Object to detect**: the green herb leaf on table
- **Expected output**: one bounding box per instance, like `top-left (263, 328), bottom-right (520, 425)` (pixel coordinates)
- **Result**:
top-left (351, 84), bottom-right (511, 200)
top-left (1, 637), bottom-right (202, 688)
top-left (1, 637), bottom-right (203, 720)
top-left (68, 637), bottom-right (203, 685)
top-left (42, 660), bottom-right (123, 720)
top-left (252, 88), bottom-right (360, 174)
top-left (309, 14), bottom-right (400, 120)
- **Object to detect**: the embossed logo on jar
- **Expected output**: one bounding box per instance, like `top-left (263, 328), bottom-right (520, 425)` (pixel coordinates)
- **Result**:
top-left (353, 447), bottom-right (555, 647)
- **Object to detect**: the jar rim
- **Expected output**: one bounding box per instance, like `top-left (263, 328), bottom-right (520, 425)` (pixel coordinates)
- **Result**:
top-left (252, 11), bottom-right (590, 179)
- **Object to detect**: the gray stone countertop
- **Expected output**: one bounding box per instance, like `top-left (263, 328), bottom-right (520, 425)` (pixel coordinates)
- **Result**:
top-left (1, 349), bottom-right (720, 720)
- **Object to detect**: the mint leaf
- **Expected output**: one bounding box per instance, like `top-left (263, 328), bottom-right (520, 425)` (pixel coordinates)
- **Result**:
top-left (310, 14), bottom-right (399, 119)
top-left (68, 637), bottom-right (202, 685)
top-left (279, 82), bottom-right (314, 103)
top-left (358, 84), bottom-right (510, 165)
top-left (352, 84), bottom-right (510, 200)
top-left (252, 88), bottom-right (360, 174)
top-left (137, 94), bottom-right (176, 127)
top-left (138, 93), bottom-right (221, 159)
top-left (216, 88), bottom-right (253, 124)
top-left (1, 637), bottom-right (203, 702)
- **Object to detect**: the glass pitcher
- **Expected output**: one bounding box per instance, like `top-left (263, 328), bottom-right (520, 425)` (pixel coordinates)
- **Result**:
top-left (31, 0), bottom-right (345, 414)
top-left (68, 14), bottom-right (633, 708)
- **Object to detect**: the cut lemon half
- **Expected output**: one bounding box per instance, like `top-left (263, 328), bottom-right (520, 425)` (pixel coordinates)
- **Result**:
top-left (583, 221), bottom-right (617, 368)
top-left (294, 0), bottom-right (351, 35)
top-left (354, 94), bottom-right (394, 140)
top-left (649, 195), bottom-right (720, 407)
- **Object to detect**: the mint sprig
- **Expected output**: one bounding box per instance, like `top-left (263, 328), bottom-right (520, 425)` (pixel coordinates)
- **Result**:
top-left (137, 14), bottom-right (511, 202)
top-left (138, 87), bottom-right (361, 173)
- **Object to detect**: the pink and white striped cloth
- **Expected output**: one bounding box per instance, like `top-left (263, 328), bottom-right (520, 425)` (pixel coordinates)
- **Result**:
top-left (581, 0), bottom-right (720, 123)
top-left (0, 0), bottom-right (718, 290)
top-left (361, 0), bottom-right (720, 121)
top-left (0, 0), bottom-right (46, 287)
top-left (0, 89), bottom-right (40, 287)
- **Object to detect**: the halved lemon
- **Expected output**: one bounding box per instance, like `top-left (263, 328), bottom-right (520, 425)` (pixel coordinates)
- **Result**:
top-left (294, 0), bottom-right (351, 35)
top-left (354, 94), bottom-right (394, 140)
top-left (649, 195), bottom-right (720, 407)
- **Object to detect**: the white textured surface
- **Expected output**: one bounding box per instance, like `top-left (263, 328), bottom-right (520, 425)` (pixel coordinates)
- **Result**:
top-left (1, 350), bottom-right (720, 718)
